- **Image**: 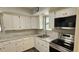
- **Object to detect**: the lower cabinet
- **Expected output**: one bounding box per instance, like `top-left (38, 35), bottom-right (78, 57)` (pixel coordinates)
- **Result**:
top-left (0, 41), bottom-right (17, 52)
top-left (0, 37), bottom-right (34, 52)
top-left (22, 37), bottom-right (34, 51)
top-left (0, 37), bottom-right (49, 52)
top-left (35, 37), bottom-right (49, 52)
top-left (15, 39), bottom-right (24, 52)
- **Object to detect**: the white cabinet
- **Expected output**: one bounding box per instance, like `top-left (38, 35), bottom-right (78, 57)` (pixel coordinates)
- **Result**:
top-left (49, 8), bottom-right (76, 29)
top-left (0, 37), bottom-right (34, 52)
top-left (23, 37), bottom-right (34, 50)
top-left (2, 13), bottom-right (40, 30)
top-left (0, 41), bottom-right (17, 52)
top-left (12, 15), bottom-right (20, 30)
top-left (55, 8), bottom-right (76, 18)
top-left (15, 16), bottom-right (31, 30)
top-left (24, 16), bottom-right (31, 29)
top-left (15, 37), bottom-right (34, 52)
top-left (3, 14), bottom-right (20, 30)
top-left (15, 39), bottom-right (24, 52)
top-left (31, 16), bottom-right (39, 29)
top-left (35, 37), bottom-right (49, 52)
top-left (3, 14), bottom-right (14, 30)
top-left (19, 16), bottom-right (25, 29)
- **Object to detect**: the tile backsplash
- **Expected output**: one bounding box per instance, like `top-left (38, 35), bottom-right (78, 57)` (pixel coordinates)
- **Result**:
top-left (0, 29), bottom-right (38, 38)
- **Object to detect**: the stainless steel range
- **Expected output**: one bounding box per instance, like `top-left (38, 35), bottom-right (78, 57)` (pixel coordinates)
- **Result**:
top-left (50, 34), bottom-right (74, 52)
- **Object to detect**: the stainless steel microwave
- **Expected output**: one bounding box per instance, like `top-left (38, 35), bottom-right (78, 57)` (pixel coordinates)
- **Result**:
top-left (54, 15), bottom-right (76, 29)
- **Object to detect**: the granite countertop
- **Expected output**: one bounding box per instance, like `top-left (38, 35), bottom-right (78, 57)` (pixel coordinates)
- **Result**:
top-left (0, 34), bottom-right (58, 43)
top-left (0, 34), bottom-right (36, 42)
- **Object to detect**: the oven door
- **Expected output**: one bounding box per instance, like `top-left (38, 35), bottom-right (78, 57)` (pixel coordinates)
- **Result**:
top-left (50, 46), bottom-right (60, 52)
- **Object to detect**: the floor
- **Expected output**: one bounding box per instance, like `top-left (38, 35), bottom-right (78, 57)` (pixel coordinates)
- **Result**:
top-left (23, 47), bottom-right (39, 52)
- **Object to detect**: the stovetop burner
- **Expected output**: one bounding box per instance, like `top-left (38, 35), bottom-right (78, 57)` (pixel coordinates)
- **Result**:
top-left (51, 39), bottom-right (74, 51)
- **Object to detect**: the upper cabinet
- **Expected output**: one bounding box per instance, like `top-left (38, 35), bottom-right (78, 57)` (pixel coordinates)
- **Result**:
top-left (24, 16), bottom-right (31, 29)
top-left (19, 16), bottom-right (31, 29)
top-left (31, 16), bottom-right (39, 29)
top-left (3, 14), bottom-right (15, 30)
top-left (3, 14), bottom-right (22, 30)
top-left (49, 8), bottom-right (76, 29)
top-left (55, 8), bottom-right (76, 18)
top-left (12, 15), bottom-right (20, 30)
top-left (2, 13), bottom-right (40, 31)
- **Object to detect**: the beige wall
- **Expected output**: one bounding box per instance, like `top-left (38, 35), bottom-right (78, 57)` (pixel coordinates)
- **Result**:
top-left (0, 7), bottom-right (32, 15)
top-left (74, 8), bottom-right (79, 52)
top-left (0, 29), bottom-right (38, 38)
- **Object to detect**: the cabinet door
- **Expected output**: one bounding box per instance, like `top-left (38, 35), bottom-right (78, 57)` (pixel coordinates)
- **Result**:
top-left (19, 16), bottom-right (26, 29)
top-left (0, 40), bottom-right (17, 52)
top-left (15, 39), bottom-right (24, 52)
top-left (9, 40), bottom-right (17, 52)
top-left (24, 16), bottom-right (31, 29)
top-left (3, 14), bottom-right (21, 30)
top-left (19, 16), bottom-right (31, 29)
top-left (3, 14), bottom-right (14, 30)
top-left (12, 15), bottom-right (20, 30)
top-left (22, 38), bottom-right (34, 51)
top-left (39, 39), bottom-right (49, 52)
top-left (34, 38), bottom-right (40, 51)
top-left (31, 16), bottom-right (39, 29)
top-left (55, 8), bottom-right (76, 18)
top-left (0, 41), bottom-right (11, 52)
top-left (35, 37), bottom-right (49, 52)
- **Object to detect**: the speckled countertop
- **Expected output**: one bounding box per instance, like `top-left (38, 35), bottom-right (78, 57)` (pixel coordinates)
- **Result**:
top-left (0, 33), bottom-right (58, 43)
top-left (0, 34), bottom-right (36, 42)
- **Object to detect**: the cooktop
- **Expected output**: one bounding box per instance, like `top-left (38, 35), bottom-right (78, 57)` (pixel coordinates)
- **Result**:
top-left (51, 39), bottom-right (74, 51)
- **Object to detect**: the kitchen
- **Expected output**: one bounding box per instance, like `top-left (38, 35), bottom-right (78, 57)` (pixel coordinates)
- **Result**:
top-left (0, 7), bottom-right (78, 52)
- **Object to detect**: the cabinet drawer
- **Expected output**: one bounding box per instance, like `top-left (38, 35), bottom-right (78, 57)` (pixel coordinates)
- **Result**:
top-left (40, 45), bottom-right (49, 52)
top-left (39, 39), bottom-right (49, 48)
top-left (35, 38), bottom-right (49, 52)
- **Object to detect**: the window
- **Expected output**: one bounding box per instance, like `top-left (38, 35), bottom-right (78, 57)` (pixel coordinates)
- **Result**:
top-left (45, 16), bottom-right (52, 30)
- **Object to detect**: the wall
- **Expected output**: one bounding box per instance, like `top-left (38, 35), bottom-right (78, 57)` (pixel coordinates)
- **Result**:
top-left (37, 29), bottom-right (75, 36)
top-left (53, 29), bottom-right (75, 35)
top-left (0, 29), bottom-right (38, 38)
top-left (36, 29), bottom-right (59, 39)
top-left (74, 8), bottom-right (79, 52)
top-left (0, 7), bottom-right (32, 16)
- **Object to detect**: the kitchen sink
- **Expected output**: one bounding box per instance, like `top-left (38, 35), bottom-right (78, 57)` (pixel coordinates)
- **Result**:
top-left (37, 34), bottom-right (49, 38)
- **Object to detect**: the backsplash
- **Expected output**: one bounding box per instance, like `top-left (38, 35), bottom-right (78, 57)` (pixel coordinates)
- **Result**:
top-left (36, 29), bottom-right (75, 38)
top-left (36, 29), bottom-right (59, 38)
top-left (0, 29), bottom-right (38, 38)
top-left (53, 29), bottom-right (75, 35)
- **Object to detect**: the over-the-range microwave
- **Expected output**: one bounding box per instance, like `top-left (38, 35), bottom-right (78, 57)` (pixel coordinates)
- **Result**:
top-left (54, 15), bottom-right (76, 29)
